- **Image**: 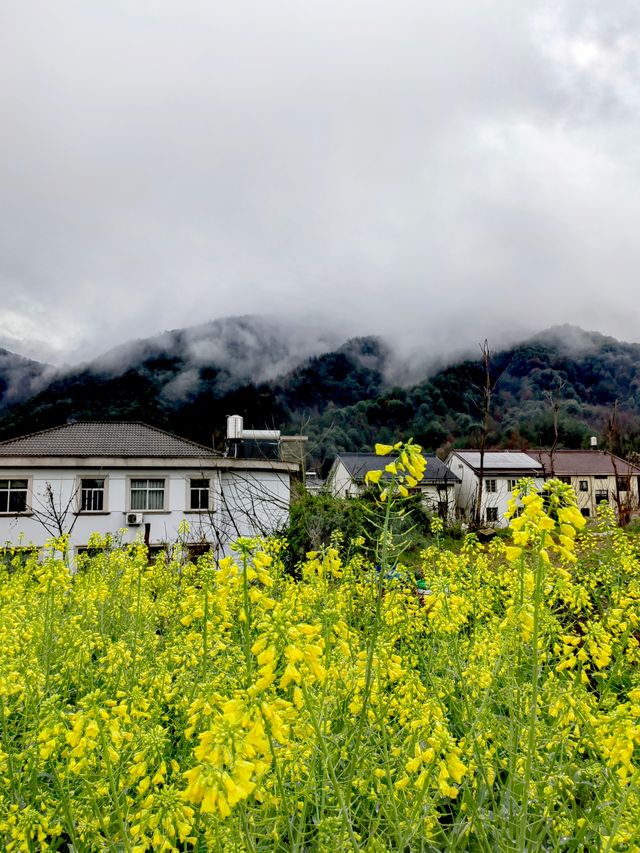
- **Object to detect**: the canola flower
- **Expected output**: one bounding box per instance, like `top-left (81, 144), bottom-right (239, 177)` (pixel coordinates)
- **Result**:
top-left (0, 444), bottom-right (639, 850)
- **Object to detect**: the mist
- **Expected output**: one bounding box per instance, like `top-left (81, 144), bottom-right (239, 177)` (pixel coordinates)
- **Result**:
top-left (2, 1), bottom-right (640, 365)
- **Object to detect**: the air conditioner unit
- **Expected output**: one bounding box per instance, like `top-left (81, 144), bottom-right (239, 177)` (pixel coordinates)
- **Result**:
top-left (127, 512), bottom-right (143, 526)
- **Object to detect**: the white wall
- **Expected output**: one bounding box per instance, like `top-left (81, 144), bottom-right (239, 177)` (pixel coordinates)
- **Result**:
top-left (447, 455), bottom-right (477, 521)
top-left (0, 466), bottom-right (291, 557)
top-left (419, 483), bottom-right (457, 523)
top-left (327, 460), bottom-right (359, 498)
top-left (446, 454), bottom-right (543, 527)
top-left (564, 473), bottom-right (640, 519)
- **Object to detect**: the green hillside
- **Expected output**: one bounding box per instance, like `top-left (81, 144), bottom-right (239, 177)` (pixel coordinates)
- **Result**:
top-left (1, 322), bottom-right (640, 470)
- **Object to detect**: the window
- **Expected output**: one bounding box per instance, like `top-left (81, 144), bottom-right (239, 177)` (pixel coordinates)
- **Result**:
top-left (581, 508), bottom-right (590, 517)
top-left (617, 477), bottom-right (629, 492)
top-left (485, 479), bottom-right (497, 493)
top-left (508, 479), bottom-right (518, 492)
top-left (558, 476), bottom-right (571, 485)
top-left (437, 501), bottom-right (448, 519)
top-left (485, 507), bottom-right (499, 522)
top-left (130, 478), bottom-right (165, 511)
top-left (76, 544), bottom-right (108, 563)
top-left (190, 478), bottom-right (210, 510)
top-left (80, 478), bottom-right (105, 512)
top-left (579, 480), bottom-right (588, 492)
top-left (0, 479), bottom-right (28, 514)
top-left (187, 543), bottom-right (211, 561)
top-left (595, 490), bottom-right (609, 504)
top-left (1, 546), bottom-right (36, 571)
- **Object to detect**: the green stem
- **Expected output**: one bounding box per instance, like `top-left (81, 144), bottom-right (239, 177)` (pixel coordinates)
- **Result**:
top-left (344, 482), bottom-right (394, 794)
top-left (130, 561), bottom-right (143, 684)
top-left (95, 711), bottom-right (131, 853)
top-left (241, 552), bottom-right (253, 688)
top-left (202, 568), bottom-right (209, 683)
top-left (516, 539), bottom-right (545, 851)
top-left (301, 682), bottom-right (361, 852)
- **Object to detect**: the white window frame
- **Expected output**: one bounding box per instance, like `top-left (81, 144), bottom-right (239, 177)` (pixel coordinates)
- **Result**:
top-left (186, 475), bottom-right (215, 513)
top-left (485, 506), bottom-right (499, 523)
top-left (76, 475), bottom-right (109, 513)
top-left (485, 479), bottom-right (497, 493)
top-left (0, 476), bottom-right (32, 515)
top-left (127, 477), bottom-right (168, 512)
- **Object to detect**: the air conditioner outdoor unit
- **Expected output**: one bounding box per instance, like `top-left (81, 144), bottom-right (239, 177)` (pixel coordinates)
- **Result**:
top-left (127, 512), bottom-right (143, 526)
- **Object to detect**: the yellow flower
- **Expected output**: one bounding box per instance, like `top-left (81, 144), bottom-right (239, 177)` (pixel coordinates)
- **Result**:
top-left (505, 546), bottom-right (522, 562)
top-left (375, 443), bottom-right (395, 455)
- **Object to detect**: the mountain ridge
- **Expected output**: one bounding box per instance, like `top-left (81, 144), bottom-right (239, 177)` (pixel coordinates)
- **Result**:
top-left (1, 317), bottom-right (639, 469)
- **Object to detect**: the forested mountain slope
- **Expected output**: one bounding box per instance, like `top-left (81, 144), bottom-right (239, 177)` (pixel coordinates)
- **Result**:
top-left (1, 320), bottom-right (639, 471)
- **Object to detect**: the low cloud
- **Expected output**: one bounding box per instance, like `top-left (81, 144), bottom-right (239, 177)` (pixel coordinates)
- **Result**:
top-left (1, 1), bottom-right (640, 365)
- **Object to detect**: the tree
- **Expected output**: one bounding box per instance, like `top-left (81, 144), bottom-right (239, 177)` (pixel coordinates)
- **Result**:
top-left (473, 341), bottom-right (493, 529)
top-left (29, 480), bottom-right (81, 538)
top-left (545, 377), bottom-right (567, 477)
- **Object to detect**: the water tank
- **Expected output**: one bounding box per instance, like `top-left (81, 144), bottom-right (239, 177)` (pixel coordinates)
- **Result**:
top-left (241, 429), bottom-right (281, 441)
top-left (227, 415), bottom-right (244, 440)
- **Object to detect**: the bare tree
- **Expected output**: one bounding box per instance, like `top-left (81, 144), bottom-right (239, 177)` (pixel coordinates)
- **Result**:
top-left (604, 404), bottom-right (640, 526)
top-left (544, 378), bottom-right (566, 478)
top-left (182, 467), bottom-right (295, 560)
top-left (29, 480), bottom-right (81, 538)
top-left (473, 340), bottom-right (492, 529)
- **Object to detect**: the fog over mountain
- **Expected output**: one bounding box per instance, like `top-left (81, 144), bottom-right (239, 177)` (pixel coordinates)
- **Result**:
top-left (3, 317), bottom-right (640, 474)
top-left (0, 348), bottom-right (55, 411)
top-left (1, 315), bottom-right (638, 417)
top-left (91, 315), bottom-right (346, 386)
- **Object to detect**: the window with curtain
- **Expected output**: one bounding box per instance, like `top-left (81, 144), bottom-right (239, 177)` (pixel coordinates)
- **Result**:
top-left (130, 479), bottom-right (165, 510)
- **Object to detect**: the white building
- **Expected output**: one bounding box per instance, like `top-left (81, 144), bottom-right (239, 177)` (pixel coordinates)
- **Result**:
top-left (445, 450), bottom-right (544, 527)
top-left (326, 452), bottom-right (460, 522)
top-left (0, 421), bottom-right (298, 559)
top-left (526, 449), bottom-right (640, 523)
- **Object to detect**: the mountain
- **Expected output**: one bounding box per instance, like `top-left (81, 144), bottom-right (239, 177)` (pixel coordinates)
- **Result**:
top-left (0, 316), bottom-right (391, 449)
top-left (0, 348), bottom-right (53, 412)
top-left (304, 325), bottom-right (640, 469)
top-left (1, 319), bottom-right (640, 470)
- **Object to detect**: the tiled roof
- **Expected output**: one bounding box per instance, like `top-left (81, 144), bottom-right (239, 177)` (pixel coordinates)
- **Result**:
top-left (337, 452), bottom-right (460, 483)
top-left (0, 422), bottom-right (220, 458)
top-left (452, 451), bottom-right (543, 474)
top-left (526, 449), bottom-right (640, 476)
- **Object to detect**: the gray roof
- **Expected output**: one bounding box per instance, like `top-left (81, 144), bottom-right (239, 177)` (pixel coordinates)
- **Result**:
top-left (526, 449), bottom-right (640, 477)
top-left (0, 422), bottom-right (220, 458)
top-left (337, 452), bottom-right (460, 484)
top-left (452, 450), bottom-right (543, 474)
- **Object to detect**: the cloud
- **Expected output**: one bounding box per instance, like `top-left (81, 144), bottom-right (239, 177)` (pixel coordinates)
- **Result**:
top-left (1, 0), bottom-right (639, 366)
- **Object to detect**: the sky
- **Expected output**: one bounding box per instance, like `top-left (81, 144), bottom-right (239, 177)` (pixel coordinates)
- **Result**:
top-left (1, 0), bottom-right (640, 366)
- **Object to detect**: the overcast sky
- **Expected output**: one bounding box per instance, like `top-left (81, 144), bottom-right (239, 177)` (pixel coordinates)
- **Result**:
top-left (1, 0), bottom-right (639, 365)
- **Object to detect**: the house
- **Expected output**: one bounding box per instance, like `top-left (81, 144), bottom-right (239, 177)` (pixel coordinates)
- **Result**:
top-left (445, 450), bottom-right (544, 527)
top-left (526, 449), bottom-right (640, 522)
top-left (326, 452), bottom-right (460, 521)
top-left (0, 419), bottom-right (300, 559)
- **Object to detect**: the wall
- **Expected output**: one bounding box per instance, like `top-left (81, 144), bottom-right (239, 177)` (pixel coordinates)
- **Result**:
top-left (0, 465), bottom-right (291, 557)
top-left (564, 473), bottom-right (640, 520)
top-left (446, 454), bottom-right (544, 527)
top-left (327, 461), bottom-right (359, 498)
